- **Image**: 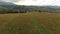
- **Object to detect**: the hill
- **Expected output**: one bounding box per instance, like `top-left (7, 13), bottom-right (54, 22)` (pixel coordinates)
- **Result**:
top-left (0, 1), bottom-right (14, 5)
top-left (0, 1), bottom-right (60, 13)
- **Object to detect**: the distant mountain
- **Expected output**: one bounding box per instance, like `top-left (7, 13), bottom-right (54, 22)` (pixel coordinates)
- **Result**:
top-left (0, 1), bottom-right (16, 8)
top-left (0, 1), bottom-right (60, 10)
top-left (0, 1), bottom-right (15, 5)
top-left (0, 1), bottom-right (60, 13)
top-left (39, 6), bottom-right (60, 10)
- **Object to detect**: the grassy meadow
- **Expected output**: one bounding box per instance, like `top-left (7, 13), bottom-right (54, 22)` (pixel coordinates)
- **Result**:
top-left (0, 12), bottom-right (60, 34)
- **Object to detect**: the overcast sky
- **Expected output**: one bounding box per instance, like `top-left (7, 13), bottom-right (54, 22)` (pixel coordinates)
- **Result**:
top-left (1, 0), bottom-right (60, 6)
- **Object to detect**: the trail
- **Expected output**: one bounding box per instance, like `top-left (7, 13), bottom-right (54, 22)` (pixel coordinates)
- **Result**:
top-left (31, 17), bottom-right (51, 34)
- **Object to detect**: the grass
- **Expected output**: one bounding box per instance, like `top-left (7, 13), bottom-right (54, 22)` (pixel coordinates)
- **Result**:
top-left (31, 17), bottom-right (51, 34)
top-left (0, 12), bottom-right (60, 34)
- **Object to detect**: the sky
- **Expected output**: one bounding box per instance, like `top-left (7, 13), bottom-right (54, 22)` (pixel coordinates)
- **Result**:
top-left (1, 0), bottom-right (60, 6)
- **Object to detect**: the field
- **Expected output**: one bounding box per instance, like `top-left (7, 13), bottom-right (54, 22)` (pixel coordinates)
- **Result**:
top-left (0, 12), bottom-right (60, 34)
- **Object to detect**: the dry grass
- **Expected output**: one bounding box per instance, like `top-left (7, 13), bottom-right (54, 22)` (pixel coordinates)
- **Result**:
top-left (31, 12), bottom-right (60, 34)
top-left (0, 12), bottom-right (60, 34)
top-left (0, 13), bottom-right (42, 34)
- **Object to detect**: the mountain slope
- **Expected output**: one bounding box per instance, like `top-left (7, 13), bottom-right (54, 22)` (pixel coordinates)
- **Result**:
top-left (0, 1), bottom-right (15, 5)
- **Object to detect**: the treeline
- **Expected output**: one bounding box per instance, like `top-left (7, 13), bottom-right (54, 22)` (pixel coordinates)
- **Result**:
top-left (0, 5), bottom-right (60, 14)
top-left (0, 5), bottom-right (42, 13)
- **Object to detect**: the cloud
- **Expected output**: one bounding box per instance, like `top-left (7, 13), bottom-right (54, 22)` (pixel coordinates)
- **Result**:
top-left (0, 0), bottom-right (60, 6)
top-left (0, 0), bottom-right (37, 2)
top-left (14, 0), bottom-right (41, 5)
top-left (14, 0), bottom-right (60, 6)
top-left (0, 0), bottom-right (21, 2)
